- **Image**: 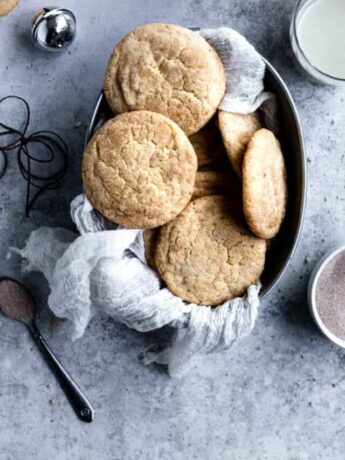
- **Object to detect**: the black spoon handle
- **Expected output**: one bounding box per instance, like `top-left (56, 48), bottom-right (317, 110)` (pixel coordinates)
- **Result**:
top-left (28, 320), bottom-right (95, 423)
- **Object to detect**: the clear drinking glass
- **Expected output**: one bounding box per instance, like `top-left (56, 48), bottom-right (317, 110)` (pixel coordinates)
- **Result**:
top-left (290, 0), bottom-right (345, 86)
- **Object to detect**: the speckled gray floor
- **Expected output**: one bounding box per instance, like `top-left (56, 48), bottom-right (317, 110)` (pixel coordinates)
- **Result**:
top-left (1, 1), bottom-right (345, 459)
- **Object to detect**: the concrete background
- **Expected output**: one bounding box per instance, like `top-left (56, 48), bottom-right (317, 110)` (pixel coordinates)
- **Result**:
top-left (1, 0), bottom-right (345, 459)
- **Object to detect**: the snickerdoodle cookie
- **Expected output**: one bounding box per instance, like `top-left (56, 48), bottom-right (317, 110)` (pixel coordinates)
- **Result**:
top-left (218, 111), bottom-right (263, 177)
top-left (155, 195), bottom-right (266, 305)
top-left (242, 128), bottom-right (287, 239)
top-left (104, 23), bottom-right (226, 136)
top-left (83, 111), bottom-right (197, 229)
top-left (143, 228), bottom-right (159, 270)
top-left (189, 120), bottom-right (223, 169)
top-left (0, 0), bottom-right (19, 15)
top-left (192, 170), bottom-right (240, 200)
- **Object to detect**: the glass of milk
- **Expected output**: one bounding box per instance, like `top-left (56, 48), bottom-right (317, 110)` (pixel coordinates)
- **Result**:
top-left (290, 0), bottom-right (345, 85)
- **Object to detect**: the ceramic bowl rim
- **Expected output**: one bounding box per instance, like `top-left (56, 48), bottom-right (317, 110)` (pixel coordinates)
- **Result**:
top-left (308, 245), bottom-right (345, 348)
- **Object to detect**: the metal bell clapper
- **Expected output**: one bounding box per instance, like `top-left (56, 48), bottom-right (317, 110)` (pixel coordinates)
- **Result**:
top-left (31, 7), bottom-right (76, 52)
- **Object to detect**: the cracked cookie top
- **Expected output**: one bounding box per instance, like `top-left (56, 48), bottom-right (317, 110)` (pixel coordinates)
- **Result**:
top-left (82, 110), bottom-right (197, 229)
top-left (104, 23), bottom-right (226, 136)
top-left (155, 195), bottom-right (266, 305)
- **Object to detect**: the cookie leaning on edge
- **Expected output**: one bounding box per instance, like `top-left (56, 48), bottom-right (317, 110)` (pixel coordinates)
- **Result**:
top-left (83, 110), bottom-right (197, 229)
top-left (0, 0), bottom-right (19, 15)
top-left (218, 111), bottom-right (263, 177)
top-left (155, 195), bottom-right (266, 305)
top-left (242, 128), bottom-right (287, 239)
top-left (104, 23), bottom-right (226, 136)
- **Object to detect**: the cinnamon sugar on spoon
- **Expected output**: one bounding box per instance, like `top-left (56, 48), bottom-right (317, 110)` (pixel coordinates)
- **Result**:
top-left (0, 278), bottom-right (35, 324)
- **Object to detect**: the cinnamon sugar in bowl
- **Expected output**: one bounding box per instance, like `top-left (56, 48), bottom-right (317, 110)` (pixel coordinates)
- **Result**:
top-left (308, 246), bottom-right (345, 347)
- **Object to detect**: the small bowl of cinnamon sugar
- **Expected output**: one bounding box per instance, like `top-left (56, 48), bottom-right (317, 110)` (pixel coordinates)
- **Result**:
top-left (308, 246), bottom-right (345, 348)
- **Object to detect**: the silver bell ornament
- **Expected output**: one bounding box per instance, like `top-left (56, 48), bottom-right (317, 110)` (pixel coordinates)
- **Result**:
top-left (31, 7), bottom-right (76, 52)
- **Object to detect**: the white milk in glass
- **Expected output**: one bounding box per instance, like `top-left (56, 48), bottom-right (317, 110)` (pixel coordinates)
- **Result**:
top-left (296, 0), bottom-right (345, 79)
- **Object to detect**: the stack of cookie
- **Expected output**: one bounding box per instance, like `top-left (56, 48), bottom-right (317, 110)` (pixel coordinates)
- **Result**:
top-left (82, 23), bottom-right (287, 306)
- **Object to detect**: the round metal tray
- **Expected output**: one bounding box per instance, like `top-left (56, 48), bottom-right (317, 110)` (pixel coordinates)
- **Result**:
top-left (85, 59), bottom-right (306, 300)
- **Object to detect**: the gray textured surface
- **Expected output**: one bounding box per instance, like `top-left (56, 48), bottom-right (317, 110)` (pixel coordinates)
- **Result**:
top-left (0, 1), bottom-right (344, 459)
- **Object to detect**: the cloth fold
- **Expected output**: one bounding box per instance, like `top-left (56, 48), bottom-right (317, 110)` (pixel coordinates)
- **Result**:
top-left (14, 27), bottom-right (270, 377)
top-left (200, 27), bottom-right (272, 113)
top-left (14, 195), bottom-right (261, 377)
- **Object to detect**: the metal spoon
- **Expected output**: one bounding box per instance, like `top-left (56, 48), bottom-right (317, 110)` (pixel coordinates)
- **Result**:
top-left (0, 277), bottom-right (94, 423)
